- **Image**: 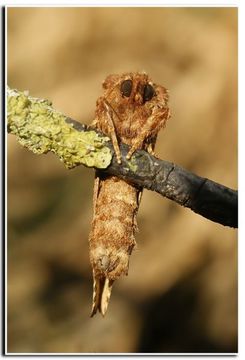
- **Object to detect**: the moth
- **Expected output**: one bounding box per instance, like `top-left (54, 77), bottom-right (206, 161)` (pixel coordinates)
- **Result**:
top-left (89, 72), bottom-right (170, 316)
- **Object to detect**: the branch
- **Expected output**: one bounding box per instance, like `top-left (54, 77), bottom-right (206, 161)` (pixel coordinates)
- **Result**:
top-left (7, 87), bottom-right (238, 228)
top-left (7, 87), bottom-right (112, 169)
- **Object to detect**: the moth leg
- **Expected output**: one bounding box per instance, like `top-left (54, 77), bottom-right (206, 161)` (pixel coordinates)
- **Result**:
top-left (103, 100), bottom-right (122, 164)
top-left (146, 134), bottom-right (157, 157)
top-left (126, 108), bottom-right (170, 159)
top-left (137, 190), bottom-right (143, 206)
top-left (90, 119), bottom-right (98, 128)
top-left (92, 101), bottom-right (122, 164)
top-left (92, 176), bottom-right (100, 218)
top-left (133, 189), bottom-right (142, 233)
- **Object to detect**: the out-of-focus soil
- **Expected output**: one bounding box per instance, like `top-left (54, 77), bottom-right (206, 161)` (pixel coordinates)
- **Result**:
top-left (7, 7), bottom-right (237, 353)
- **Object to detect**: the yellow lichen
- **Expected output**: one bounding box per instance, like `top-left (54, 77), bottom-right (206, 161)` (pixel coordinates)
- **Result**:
top-left (7, 87), bottom-right (112, 169)
top-left (127, 154), bottom-right (138, 173)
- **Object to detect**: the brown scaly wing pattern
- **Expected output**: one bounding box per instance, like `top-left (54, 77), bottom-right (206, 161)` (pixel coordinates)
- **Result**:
top-left (89, 72), bottom-right (170, 316)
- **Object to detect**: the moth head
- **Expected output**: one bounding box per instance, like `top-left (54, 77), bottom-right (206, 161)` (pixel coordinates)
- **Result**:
top-left (120, 74), bottom-right (157, 106)
top-left (102, 72), bottom-right (159, 106)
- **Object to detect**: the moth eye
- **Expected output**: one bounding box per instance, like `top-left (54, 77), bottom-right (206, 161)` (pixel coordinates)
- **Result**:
top-left (143, 83), bottom-right (155, 102)
top-left (120, 79), bottom-right (133, 97)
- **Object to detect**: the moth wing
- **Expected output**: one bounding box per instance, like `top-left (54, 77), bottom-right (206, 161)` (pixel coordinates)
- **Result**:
top-left (90, 275), bottom-right (114, 317)
top-left (90, 274), bottom-right (102, 317)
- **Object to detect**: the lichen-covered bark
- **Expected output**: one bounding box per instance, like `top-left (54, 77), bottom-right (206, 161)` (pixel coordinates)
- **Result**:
top-left (7, 87), bottom-right (112, 169)
top-left (7, 87), bottom-right (237, 228)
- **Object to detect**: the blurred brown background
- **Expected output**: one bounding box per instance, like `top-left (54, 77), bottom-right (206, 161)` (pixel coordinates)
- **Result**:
top-left (7, 7), bottom-right (237, 353)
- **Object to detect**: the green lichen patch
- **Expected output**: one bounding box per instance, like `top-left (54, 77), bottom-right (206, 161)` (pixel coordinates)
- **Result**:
top-left (7, 87), bottom-right (112, 169)
top-left (127, 154), bottom-right (138, 173)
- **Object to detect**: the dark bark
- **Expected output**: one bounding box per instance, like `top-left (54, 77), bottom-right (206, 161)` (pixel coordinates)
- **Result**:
top-left (66, 118), bottom-right (238, 229)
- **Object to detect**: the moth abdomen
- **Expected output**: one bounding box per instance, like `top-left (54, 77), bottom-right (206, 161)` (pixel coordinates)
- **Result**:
top-left (89, 177), bottom-right (138, 280)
